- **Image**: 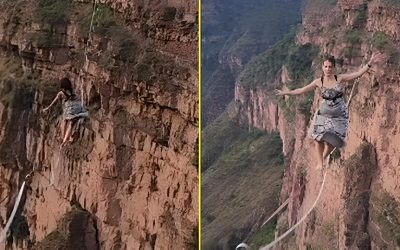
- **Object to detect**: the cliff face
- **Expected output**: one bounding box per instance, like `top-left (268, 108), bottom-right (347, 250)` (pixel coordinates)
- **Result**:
top-left (0, 0), bottom-right (198, 249)
top-left (235, 0), bottom-right (400, 248)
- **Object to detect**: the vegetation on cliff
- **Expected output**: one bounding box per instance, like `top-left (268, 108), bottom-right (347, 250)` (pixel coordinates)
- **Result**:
top-left (202, 103), bottom-right (284, 248)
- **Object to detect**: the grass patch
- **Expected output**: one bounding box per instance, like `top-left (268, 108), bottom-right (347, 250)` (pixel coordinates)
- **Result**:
top-left (383, 0), bottom-right (400, 6)
top-left (102, 26), bottom-right (138, 64)
top-left (277, 90), bottom-right (314, 123)
top-left (203, 102), bottom-right (284, 171)
top-left (297, 164), bottom-right (308, 183)
top-left (298, 91), bottom-right (314, 116)
top-left (218, 129), bottom-right (283, 167)
top-left (330, 147), bottom-right (341, 160)
top-left (342, 142), bottom-right (372, 171)
top-left (202, 102), bottom-right (242, 171)
top-left (370, 184), bottom-right (400, 248)
top-left (343, 30), bottom-right (363, 58)
top-left (78, 3), bottom-right (138, 68)
top-left (223, 1), bottom-right (302, 59)
top-left (307, 0), bottom-right (338, 8)
top-left (345, 30), bottom-right (362, 44)
top-left (80, 4), bottom-right (117, 37)
top-left (37, 0), bottom-right (72, 25)
top-left (237, 30), bottom-right (296, 89)
top-left (282, 43), bottom-right (319, 119)
top-left (353, 4), bottom-right (368, 28)
top-left (372, 32), bottom-right (391, 50)
top-left (0, 57), bottom-right (39, 169)
top-left (248, 223), bottom-right (276, 248)
top-left (9, 214), bottom-right (30, 241)
top-left (278, 97), bottom-right (296, 123)
top-left (238, 27), bottom-right (319, 89)
top-left (30, 32), bottom-right (65, 48)
top-left (202, 108), bottom-right (285, 247)
top-left (203, 111), bottom-right (284, 171)
top-left (371, 31), bottom-right (398, 63)
top-left (33, 0), bottom-right (74, 47)
top-left (36, 208), bottom-right (95, 249)
top-left (306, 244), bottom-right (324, 250)
top-left (286, 43), bottom-right (319, 84)
top-left (0, 58), bottom-right (38, 108)
top-left (322, 220), bottom-right (335, 238)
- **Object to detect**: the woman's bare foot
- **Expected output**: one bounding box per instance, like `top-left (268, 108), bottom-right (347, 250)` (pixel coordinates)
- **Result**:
top-left (68, 136), bottom-right (74, 142)
top-left (325, 155), bottom-right (331, 166)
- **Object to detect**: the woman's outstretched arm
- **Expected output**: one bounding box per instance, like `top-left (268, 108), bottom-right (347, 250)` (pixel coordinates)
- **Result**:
top-left (42, 91), bottom-right (63, 112)
top-left (275, 79), bottom-right (318, 96)
top-left (338, 52), bottom-right (386, 82)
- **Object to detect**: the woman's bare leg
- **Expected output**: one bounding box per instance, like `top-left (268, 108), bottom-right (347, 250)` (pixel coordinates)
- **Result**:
top-left (315, 141), bottom-right (324, 169)
top-left (61, 120), bottom-right (67, 140)
top-left (68, 119), bottom-right (78, 142)
top-left (61, 120), bottom-right (72, 147)
top-left (323, 142), bottom-right (335, 159)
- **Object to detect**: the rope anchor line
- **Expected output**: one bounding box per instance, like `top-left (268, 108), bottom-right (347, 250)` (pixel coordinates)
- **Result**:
top-left (0, 182), bottom-right (26, 243)
top-left (80, 0), bottom-right (98, 106)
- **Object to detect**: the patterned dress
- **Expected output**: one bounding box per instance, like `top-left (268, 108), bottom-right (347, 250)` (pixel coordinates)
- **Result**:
top-left (62, 92), bottom-right (89, 121)
top-left (310, 82), bottom-right (348, 148)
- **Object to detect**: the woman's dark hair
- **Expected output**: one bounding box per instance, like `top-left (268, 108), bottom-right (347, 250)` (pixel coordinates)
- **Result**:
top-left (60, 78), bottom-right (73, 95)
top-left (323, 55), bottom-right (336, 67)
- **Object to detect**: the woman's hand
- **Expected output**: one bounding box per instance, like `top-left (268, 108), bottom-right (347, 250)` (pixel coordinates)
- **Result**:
top-left (368, 52), bottom-right (386, 66)
top-left (275, 85), bottom-right (291, 96)
top-left (42, 107), bottom-right (49, 113)
top-left (275, 89), bottom-right (289, 96)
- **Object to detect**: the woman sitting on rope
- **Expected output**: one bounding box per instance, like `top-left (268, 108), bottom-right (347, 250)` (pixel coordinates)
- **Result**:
top-left (276, 52), bottom-right (386, 169)
top-left (42, 77), bottom-right (89, 147)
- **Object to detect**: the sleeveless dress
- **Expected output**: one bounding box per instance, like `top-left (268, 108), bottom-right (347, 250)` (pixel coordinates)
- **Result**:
top-left (62, 92), bottom-right (89, 121)
top-left (310, 79), bottom-right (349, 148)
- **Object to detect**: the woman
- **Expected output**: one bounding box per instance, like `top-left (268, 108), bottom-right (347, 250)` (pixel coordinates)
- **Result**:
top-left (276, 53), bottom-right (385, 169)
top-left (42, 78), bottom-right (89, 147)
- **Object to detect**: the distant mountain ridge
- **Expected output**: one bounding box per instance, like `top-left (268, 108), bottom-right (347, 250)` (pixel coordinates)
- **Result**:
top-left (202, 0), bottom-right (302, 126)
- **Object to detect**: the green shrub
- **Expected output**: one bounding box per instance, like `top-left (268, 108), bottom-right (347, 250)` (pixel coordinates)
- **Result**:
top-left (238, 27), bottom-right (319, 89)
top-left (38, 0), bottom-right (72, 25)
top-left (287, 43), bottom-right (319, 84)
top-left (343, 30), bottom-right (363, 58)
top-left (10, 215), bottom-right (30, 240)
top-left (238, 30), bottom-right (296, 88)
top-left (160, 7), bottom-right (177, 21)
top-left (372, 31), bottom-right (398, 63)
top-left (345, 30), bottom-right (362, 44)
top-left (278, 97), bottom-right (296, 123)
top-left (32, 32), bottom-right (64, 47)
top-left (309, 0), bottom-right (338, 7)
top-left (80, 4), bottom-right (138, 67)
top-left (383, 0), bottom-right (400, 6)
top-left (0, 58), bottom-right (38, 108)
top-left (10, 15), bottom-right (21, 34)
top-left (330, 148), bottom-right (341, 160)
top-left (80, 4), bottom-right (116, 36)
top-left (248, 222), bottom-right (276, 248)
top-left (322, 220), bottom-right (336, 238)
top-left (353, 5), bottom-right (368, 28)
top-left (107, 27), bottom-right (138, 63)
top-left (298, 91), bottom-right (314, 116)
top-left (372, 31), bottom-right (390, 50)
top-left (344, 46), bottom-right (354, 58)
top-left (370, 184), bottom-right (400, 248)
